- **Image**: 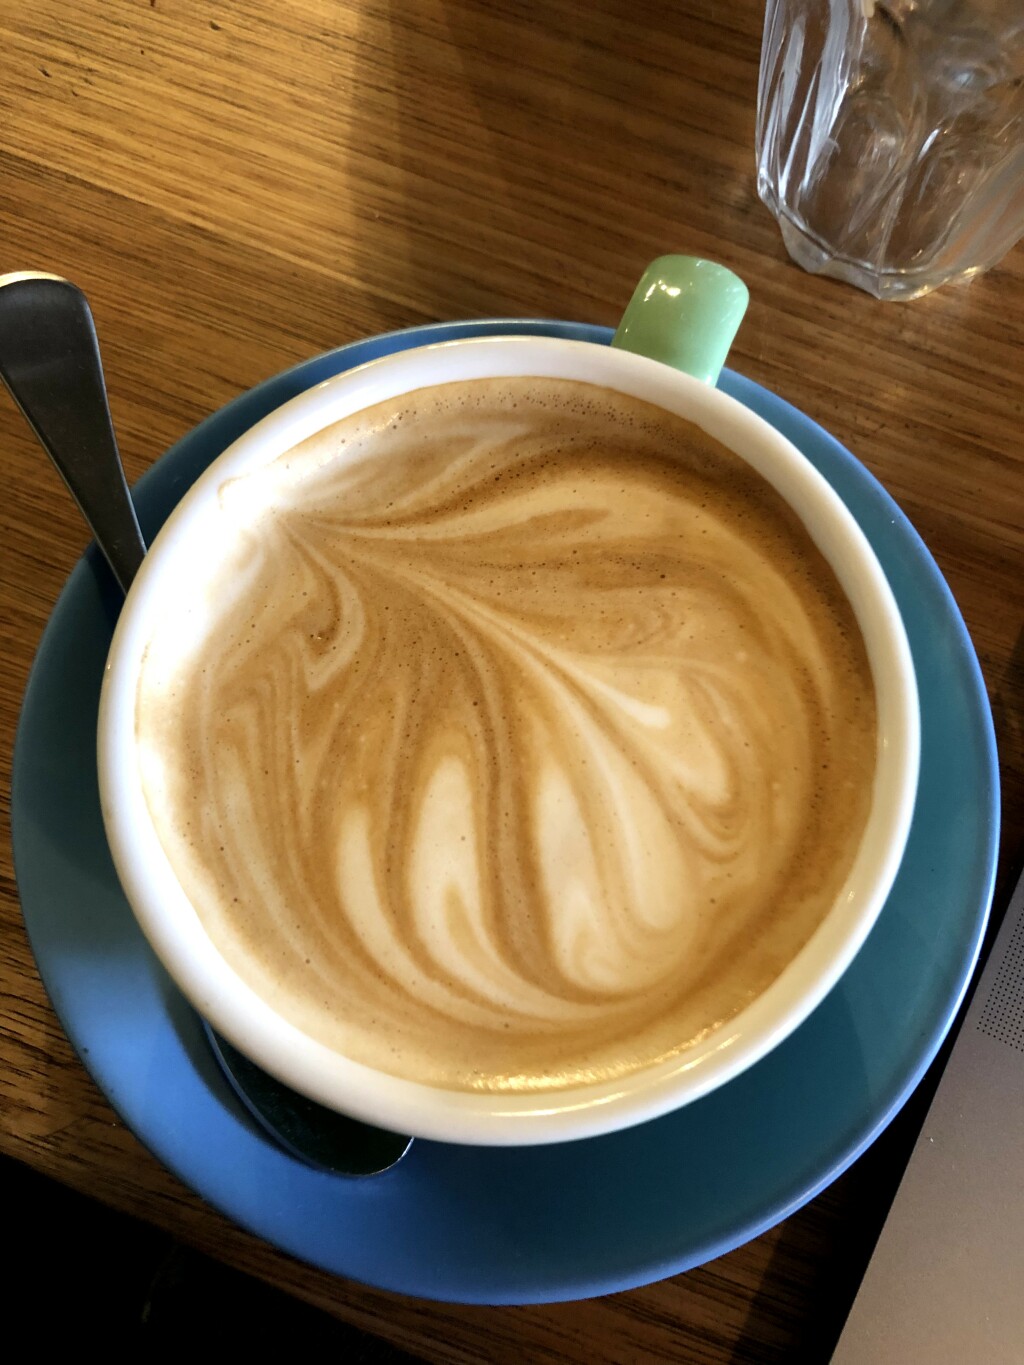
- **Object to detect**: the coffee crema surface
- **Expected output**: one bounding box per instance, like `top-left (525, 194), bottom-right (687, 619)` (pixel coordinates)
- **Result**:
top-left (137, 377), bottom-right (877, 1093)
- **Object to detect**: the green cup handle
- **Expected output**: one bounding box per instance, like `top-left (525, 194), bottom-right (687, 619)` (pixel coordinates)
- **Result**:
top-left (611, 255), bottom-right (749, 387)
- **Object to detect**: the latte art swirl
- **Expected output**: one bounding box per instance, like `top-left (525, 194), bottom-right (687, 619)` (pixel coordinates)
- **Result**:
top-left (138, 378), bottom-right (876, 1091)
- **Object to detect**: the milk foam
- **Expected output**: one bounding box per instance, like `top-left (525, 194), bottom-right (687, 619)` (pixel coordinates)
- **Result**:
top-left (136, 378), bottom-right (877, 1091)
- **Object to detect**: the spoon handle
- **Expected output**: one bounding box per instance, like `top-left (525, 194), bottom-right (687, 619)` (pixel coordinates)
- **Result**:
top-left (0, 272), bottom-right (146, 594)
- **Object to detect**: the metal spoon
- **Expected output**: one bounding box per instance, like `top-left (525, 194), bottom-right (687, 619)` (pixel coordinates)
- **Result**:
top-left (0, 271), bottom-right (413, 1177)
top-left (204, 1024), bottom-right (411, 1175)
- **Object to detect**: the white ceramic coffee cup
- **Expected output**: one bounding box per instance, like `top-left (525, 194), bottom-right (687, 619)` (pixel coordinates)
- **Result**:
top-left (98, 328), bottom-right (919, 1146)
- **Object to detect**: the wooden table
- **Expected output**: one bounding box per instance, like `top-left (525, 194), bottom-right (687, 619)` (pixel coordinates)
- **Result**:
top-left (1, 2), bottom-right (1021, 1358)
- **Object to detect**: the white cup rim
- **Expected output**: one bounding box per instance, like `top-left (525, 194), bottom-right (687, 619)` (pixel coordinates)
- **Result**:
top-left (98, 336), bottom-right (920, 1145)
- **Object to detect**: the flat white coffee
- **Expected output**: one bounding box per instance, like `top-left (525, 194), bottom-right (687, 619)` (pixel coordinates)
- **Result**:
top-left (136, 377), bottom-right (877, 1093)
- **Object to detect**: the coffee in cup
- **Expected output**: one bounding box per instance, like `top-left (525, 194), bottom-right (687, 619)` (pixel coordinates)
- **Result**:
top-left (131, 373), bottom-right (877, 1097)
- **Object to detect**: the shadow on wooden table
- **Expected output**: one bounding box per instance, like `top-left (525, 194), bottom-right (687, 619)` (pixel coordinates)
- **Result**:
top-left (2, 1152), bottom-right (425, 1355)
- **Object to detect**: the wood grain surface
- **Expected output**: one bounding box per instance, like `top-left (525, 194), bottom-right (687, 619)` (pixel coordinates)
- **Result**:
top-left (1, 1), bottom-right (1021, 1359)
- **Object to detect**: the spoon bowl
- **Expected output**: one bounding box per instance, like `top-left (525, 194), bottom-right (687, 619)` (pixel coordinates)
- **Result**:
top-left (205, 1024), bottom-right (413, 1176)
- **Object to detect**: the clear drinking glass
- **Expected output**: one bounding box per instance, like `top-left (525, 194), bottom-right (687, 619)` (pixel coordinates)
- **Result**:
top-left (756, 0), bottom-right (1024, 300)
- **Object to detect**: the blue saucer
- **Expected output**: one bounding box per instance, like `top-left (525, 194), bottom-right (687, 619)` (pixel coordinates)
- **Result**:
top-left (11, 321), bottom-right (999, 1304)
